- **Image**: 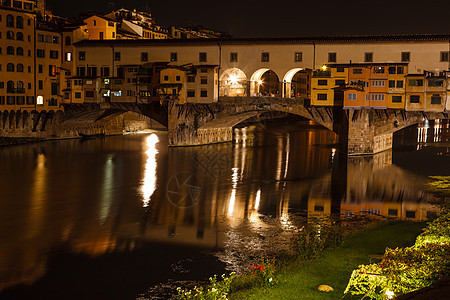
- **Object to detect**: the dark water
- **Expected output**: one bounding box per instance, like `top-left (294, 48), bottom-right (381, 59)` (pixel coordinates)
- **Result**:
top-left (0, 119), bottom-right (448, 299)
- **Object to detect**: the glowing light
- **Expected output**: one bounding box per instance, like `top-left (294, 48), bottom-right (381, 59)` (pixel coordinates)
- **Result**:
top-left (37, 95), bottom-right (44, 105)
top-left (321, 65), bottom-right (327, 71)
top-left (255, 189), bottom-right (261, 210)
top-left (257, 80), bottom-right (263, 85)
top-left (141, 134), bottom-right (159, 207)
top-left (228, 167), bottom-right (239, 216)
top-left (100, 155), bottom-right (114, 224)
top-left (385, 290), bottom-right (395, 299)
top-left (229, 74), bottom-right (238, 85)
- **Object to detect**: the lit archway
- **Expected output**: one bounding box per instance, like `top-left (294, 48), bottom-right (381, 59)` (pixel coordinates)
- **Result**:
top-left (250, 69), bottom-right (280, 97)
top-left (282, 68), bottom-right (310, 98)
top-left (220, 68), bottom-right (247, 97)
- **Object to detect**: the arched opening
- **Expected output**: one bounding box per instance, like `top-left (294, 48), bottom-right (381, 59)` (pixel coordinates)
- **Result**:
top-left (15, 110), bottom-right (22, 127)
top-left (7, 63), bottom-right (14, 72)
top-left (22, 110), bottom-right (29, 129)
top-left (17, 64), bottom-right (24, 72)
top-left (6, 81), bottom-right (14, 93)
top-left (6, 15), bottom-right (14, 27)
top-left (7, 46), bottom-right (14, 55)
top-left (250, 69), bottom-right (281, 97)
top-left (16, 16), bottom-right (23, 29)
top-left (219, 68), bottom-right (247, 97)
top-left (16, 81), bottom-right (24, 93)
top-left (9, 110), bottom-right (15, 129)
top-left (282, 68), bottom-right (311, 99)
top-left (16, 47), bottom-right (23, 56)
top-left (16, 32), bottom-right (24, 41)
top-left (2, 111), bottom-right (9, 129)
top-left (6, 30), bottom-right (14, 40)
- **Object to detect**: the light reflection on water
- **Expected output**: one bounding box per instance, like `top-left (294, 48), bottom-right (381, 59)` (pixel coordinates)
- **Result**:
top-left (0, 119), bottom-right (448, 297)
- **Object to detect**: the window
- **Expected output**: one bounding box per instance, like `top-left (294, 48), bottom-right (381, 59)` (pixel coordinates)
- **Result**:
top-left (428, 79), bottom-right (444, 87)
top-left (170, 52), bottom-right (177, 62)
top-left (141, 52), bottom-right (148, 62)
top-left (294, 52), bottom-right (302, 62)
top-left (38, 80), bottom-right (43, 89)
top-left (440, 51), bottom-right (449, 62)
top-left (16, 16), bottom-right (23, 28)
top-left (401, 52), bottom-right (410, 62)
top-left (16, 47), bottom-right (23, 56)
top-left (388, 66), bottom-right (396, 74)
top-left (87, 66), bottom-right (97, 77)
top-left (318, 79), bottom-right (328, 86)
top-left (101, 67), bottom-right (110, 77)
top-left (38, 34), bottom-right (44, 42)
top-left (200, 68), bottom-right (208, 73)
top-left (410, 95), bottom-right (420, 103)
top-left (317, 93), bottom-right (327, 100)
top-left (336, 67), bottom-right (345, 72)
top-left (176, 76), bottom-right (181, 81)
top-left (353, 68), bottom-right (362, 74)
top-left (75, 92), bottom-right (82, 99)
top-left (200, 77), bottom-right (207, 84)
top-left (6, 63), bottom-right (14, 72)
top-left (328, 52), bottom-right (336, 62)
top-left (388, 209), bottom-right (398, 216)
top-left (335, 79), bottom-right (345, 85)
top-left (366, 94), bottom-right (370, 101)
top-left (389, 80), bottom-right (395, 88)
top-left (396, 80), bottom-right (403, 88)
top-left (99, 32), bottom-right (104, 40)
top-left (200, 90), bottom-right (208, 97)
top-left (16, 63), bottom-right (23, 72)
top-left (16, 96), bottom-right (24, 105)
top-left (230, 52), bottom-right (238, 62)
top-left (397, 66), bottom-right (404, 74)
top-left (7, 81), bottom-right (14, 93)
top-left (0, 96), bottom-right (4, 105)
top-left (348, 93), bottom-right (357, 100)
top-left (187, 75), bottom-right (195, 82)
top-left (7, 46), bottom-right (14, 55)
top-left (26, 96), bottom-right (34, 105)
top-left (431, 94), bottom-right (442, 104)
top-left (199, 52), bottom-right (207, 62)
top-left (371, 94), bottom-right (385, 101)
top-left (76, 67), bottom-right (85, 77)
top-left (85, 91), bottom-right (95, 98)
top-left (261, 52), bottom-right (269, 62)
top-left (6, 30), bottom-right (14, 40)
top-left (0, 82), bottom-right (3, 89)
top-left (65, 36), bottom-right (71, 46)
top-left (408, 79), bottom-right (423, 86)
top-left (163, 75), bottom-right (168, 81)
top-left (405, 210), bottom-right (416, 219)
top-left (78, 51), bottom-right (85, 61)
top-left (28, 50), bottom-right (31, 56)
top-left (36, 49), bottom-right (45, 58)
top-left (16, 32), bottom-right (23, 41)
top-left (51, 82), bottom-right (58, 95)
top-left (364, 52), bottom-right (373, 62)
top-left (372, 80), bottom-right (385, 87)
top-left (38, 64), bottom-right (43, 73)
top-left (65, 52), bottom-right (72, 61)
top-left (50, 50), bottom-right (58, 59)
top-left (6, 96), bottom-right (15, 105)
top-left (28, 82), bottom-right (31, 89)
top-left (187, 90), bottom-right (195, 97)
top-left (45, 35), bottom-right (52, 43)
top-left (373, 66), bottom-right (384, 73)
top-left (6, 14), bottom-right (14, 27)
top-left (392, 96), bottom-right (402, 103)
top-left (49, 65), bottom-right (56, 76)
top-left (114, 51), bottom-right (121, 61)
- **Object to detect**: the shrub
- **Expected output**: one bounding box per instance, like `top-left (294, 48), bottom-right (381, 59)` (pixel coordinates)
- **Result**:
top-left (177, 273), bottom-right (235, 300)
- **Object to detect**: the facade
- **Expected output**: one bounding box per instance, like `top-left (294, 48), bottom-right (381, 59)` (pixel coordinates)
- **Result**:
top-left (82, 15), bottom-right (118, 40)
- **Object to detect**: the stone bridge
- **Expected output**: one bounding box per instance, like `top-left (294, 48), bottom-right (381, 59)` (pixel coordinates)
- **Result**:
top-left (168, 97), bottom-right (449, 155)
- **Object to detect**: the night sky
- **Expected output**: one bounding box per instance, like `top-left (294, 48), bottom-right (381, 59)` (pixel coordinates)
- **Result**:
top-left (47, 0), bottom-right (450, 37)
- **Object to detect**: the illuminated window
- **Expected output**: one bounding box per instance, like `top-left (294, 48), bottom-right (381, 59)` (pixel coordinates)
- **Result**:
top-left (65, 52), bottom-right (72, 61)
top-left (294, 52), bottom-right (302, 62)
top-left (408, 79), bottom-right (423, 86)
top-left (373, 67), bottom-right (384, 74)
top-left (37, 95), bottom-right (44, 105)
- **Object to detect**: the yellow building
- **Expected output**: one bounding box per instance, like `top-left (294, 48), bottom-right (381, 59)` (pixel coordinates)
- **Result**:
top-left (159, 67), bottom-right (186, 103)
top-left (0, 1), bottom-right (36, 112)
top-left (405, 73), bottom-right (426, 111)
top-left (310, 66), bottom-right (348, 106)
top-left (83, 15), bottom-right (118, 40)
top-left (387, 64), bottom-right (408, 109)
top-left (424, 71), bottom-right (447, 112)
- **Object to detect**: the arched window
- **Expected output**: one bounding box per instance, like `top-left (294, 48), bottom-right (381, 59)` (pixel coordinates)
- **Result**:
top-left (16, 47), bottom-right (23, 56)
top-left (16, 64), bottom-right (24, 72)
top-left (7, 81), bottom-right (15, 93)
top-left (65, 36), bottom-right (71, 46)
top-left (6, 15), bottom-right (14, 27)
top-left (7, 63), bottom-right (14, 72)
top-left (6, 31), bottom-right (14, 40)
top-left (16, 16), bottom-right (23, 29)
top-left (16, 81), bottom-right (24, 92)
top-left (7, 46), bottom-right (14, 55)
top-left (16, 32), bottom-right (24, 41)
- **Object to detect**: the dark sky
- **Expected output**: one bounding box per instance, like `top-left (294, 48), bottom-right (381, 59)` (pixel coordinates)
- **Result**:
top-left (47, 0), bottom-right (450, 37)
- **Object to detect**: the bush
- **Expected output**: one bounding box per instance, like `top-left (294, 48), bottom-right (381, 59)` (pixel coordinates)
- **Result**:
top-left (177, 273), bottom-right (235, 300)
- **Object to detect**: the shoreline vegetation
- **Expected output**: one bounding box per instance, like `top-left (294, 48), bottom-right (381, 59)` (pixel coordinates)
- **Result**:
top-left (177, 204), bottom-right (450, 300)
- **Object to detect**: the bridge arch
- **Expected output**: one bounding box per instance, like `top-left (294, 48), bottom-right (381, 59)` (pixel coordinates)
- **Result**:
top-left (250, 69), bottom-right (281, 97)
top-left (282, 68), bottom-right (310, 99)
top-left (219, 68), bottom-right (247, 97)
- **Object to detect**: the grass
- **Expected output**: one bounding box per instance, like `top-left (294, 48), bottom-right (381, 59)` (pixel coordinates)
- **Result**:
top-left (230, 221), bottom-right (426, 300)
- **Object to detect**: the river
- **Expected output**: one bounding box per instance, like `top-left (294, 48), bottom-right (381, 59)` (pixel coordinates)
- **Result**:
top-left (0, 118), bottom-right (448, 299)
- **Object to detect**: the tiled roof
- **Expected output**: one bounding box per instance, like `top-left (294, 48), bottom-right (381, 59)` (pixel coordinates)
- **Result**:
top-left (74, 33), bottom-right (450, 47)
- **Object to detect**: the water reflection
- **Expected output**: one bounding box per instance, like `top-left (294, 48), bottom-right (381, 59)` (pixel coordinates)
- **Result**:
top-left (0, 119), bottom-right (448, 297)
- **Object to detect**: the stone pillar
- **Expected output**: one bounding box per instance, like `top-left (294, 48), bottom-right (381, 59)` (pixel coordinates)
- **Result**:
top-left (334, 109), bottom-right (394, 156)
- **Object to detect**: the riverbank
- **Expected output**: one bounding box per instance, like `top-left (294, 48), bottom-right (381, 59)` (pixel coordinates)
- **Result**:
top-left (230, 221), bottom-right (426, 299)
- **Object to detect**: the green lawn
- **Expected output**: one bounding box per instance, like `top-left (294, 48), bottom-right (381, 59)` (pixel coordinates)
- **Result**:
top-left (230, 221), bottom-right (426, 300)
